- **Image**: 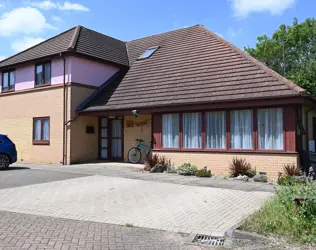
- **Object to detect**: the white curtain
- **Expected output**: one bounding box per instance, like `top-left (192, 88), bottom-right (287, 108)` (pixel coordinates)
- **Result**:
top-left (162, 114), bottom-right (179, 148)
top-left (206, 111), bottom-right (226, 148)
top-left (183, 112), bottom-right (202, 148)
top-left (258, 108), bottom-right (283, 150)
top-left (43, 119), bottom-right (49, 140)
top-left (35, 120), bottom-right (41, 140)
top-left (230, 110), bottom-right (253, 149)
top-left (111, 120), bottom-right (122, 157)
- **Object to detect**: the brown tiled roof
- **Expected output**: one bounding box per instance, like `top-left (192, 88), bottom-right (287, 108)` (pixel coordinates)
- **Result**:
top-left (0, 26), bottom-right (129, 68)
top-left (82, 25), bottom-right (305, 112)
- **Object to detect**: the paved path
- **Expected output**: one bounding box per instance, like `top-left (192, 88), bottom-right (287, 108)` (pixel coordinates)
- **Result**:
top-left (0, 175), bottom-right (271, 236)
top-left (16, 163), bottom-right (276, 192)
top-left (0, 210), bottom-right (203, 250)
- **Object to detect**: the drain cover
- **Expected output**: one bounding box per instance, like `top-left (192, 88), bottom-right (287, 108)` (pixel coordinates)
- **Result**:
top-left (192, 234), bottom-right (225, 246)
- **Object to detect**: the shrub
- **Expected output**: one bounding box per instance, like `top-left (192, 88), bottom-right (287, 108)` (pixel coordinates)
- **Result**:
top-left (144, 153), bottom-right (159, 171)
top-left (229, 157), bottom-right (256, 177)
top-left (144, 154), bottom-right (171, 171)
top-left (241, 181), bottom-right (316, 244)
top-left (277, 175), bottom-right (306, 186)
top-left (196, 167), bottom-right (212, 178)
top-left (177, 163), bottom-right (197, 176)
top-left (283, 164), bottom-right (302, 176)
top-left (167, 164), bottom-right (177, 174)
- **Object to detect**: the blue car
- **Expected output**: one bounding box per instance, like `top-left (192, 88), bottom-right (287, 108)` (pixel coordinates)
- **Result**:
top-left (0, 134), bottom-right (17, 169)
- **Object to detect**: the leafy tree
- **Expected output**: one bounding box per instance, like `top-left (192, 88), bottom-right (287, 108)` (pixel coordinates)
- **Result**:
top-left (245, 18), bottom-right (316, 95)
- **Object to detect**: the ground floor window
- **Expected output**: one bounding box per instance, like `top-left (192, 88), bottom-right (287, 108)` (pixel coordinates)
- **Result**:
top-left (33, 117), bottom-right (50, 145)
top-left (258, 108), bottom-right (284, 150)
top-left (157, 107), bottom-right (285, 152)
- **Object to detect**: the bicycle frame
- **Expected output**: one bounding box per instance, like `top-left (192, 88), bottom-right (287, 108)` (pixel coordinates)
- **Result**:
top-left (136, 141), bottom-right (152, 156)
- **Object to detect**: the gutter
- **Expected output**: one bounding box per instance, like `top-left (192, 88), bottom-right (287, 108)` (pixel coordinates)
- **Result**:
top-left (61, 53), bottom-right (66, 165)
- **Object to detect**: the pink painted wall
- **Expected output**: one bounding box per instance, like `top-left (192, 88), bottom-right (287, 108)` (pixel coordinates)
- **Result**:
top-left (68, 56), bottom-right (119, 86)
top-left (0, 56), bottom-right (119, 93)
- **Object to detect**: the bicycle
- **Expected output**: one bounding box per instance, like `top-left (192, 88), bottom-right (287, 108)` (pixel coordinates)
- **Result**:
top-left (127, 139), bottom-right (152, 164)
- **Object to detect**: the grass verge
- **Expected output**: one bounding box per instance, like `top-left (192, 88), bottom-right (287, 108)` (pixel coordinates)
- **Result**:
top-left (241, 181), bottom-right (316, 244)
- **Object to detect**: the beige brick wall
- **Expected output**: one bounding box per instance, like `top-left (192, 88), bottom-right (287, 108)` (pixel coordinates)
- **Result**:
top-left (154, 151), bottom-right (298, 180)
top-left (0, 87), bottom-right (64, 164)
top-left (124, 115), bottom-right (152, 162)
top-left (67, 85), bottom-right (98, 164)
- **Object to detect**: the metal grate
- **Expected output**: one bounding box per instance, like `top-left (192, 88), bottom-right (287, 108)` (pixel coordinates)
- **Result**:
top-left (192, 234), bottom-right (225, 246)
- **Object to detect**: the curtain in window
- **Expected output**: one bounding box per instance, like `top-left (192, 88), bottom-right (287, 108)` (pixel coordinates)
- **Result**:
top-left (43, 119), bottom-right (49, 140)
top-left (2, 72), bottom-right (8, 90)
top-left (230, 110), bottom-right (253, 149)
top-left (206, 111), bottom-right (226, 148)
top-left (258, 108), bottom-right (283, 150)
top-left (34, 120), bottom-right (41, 140)
top-left (183, 112), bottom-right (202, 148)
top-left (9, 71), bottom-right (15, 88)
top-left (36, 65), bottom-right (43, 85)
top-left (44, 63), bottom-right (51, 84)
top-left (162, 114), bottom-right (179, 148)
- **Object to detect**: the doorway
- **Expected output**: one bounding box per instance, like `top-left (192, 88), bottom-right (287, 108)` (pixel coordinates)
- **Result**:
top-left (99, 117), bottom-right (123, 161)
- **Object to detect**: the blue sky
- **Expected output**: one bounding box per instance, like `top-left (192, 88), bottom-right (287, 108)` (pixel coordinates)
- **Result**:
top-left (0, 0), bottom-right (314, 60)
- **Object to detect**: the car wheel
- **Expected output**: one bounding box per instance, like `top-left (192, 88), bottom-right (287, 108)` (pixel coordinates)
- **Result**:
top-left (0, 154), bottom-right (10, 170)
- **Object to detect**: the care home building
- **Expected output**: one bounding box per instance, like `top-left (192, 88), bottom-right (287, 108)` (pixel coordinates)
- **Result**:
top-left (0, 24), bottom-right (315, 179)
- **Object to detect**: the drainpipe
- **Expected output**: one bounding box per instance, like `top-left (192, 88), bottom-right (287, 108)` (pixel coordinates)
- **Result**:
top-left (305, 107), bottom-right (313, 151)
top-left (61, 53), bottom-right (66, 165)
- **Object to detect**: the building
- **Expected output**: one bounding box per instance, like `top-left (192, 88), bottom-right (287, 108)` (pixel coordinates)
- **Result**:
top-left (0, 25), bottom-right (315, 179)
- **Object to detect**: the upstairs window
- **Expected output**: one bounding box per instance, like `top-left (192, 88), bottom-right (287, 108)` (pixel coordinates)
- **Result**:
top-left (2, 70), bottom-right (15, 92)
top-left (35, 62), bottom-right (51, 86)
top-left (137, 46), bottom-right (159, 60)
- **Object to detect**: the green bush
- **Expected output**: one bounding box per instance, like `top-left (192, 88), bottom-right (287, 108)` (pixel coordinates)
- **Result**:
top-left (277, 175), bottom-right (306, 186)
top-left (241, 181), bottom-right (316, 244)
top-left (196, 167), bottom-right (212, 178)
top-left (177, 163), bottom-right (197, 176)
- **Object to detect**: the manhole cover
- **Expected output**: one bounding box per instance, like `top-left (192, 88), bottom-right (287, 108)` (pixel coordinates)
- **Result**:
top-left (192, 234), bottom-right (225, 246)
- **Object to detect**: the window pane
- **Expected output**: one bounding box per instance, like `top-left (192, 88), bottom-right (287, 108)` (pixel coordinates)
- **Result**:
top-left (230, 110), bottom-right (253, 149)
top-left (183, 112), bottom-right (202, 148)
top-left (36, 65), bottom-right (43, 85)
top-left (258, 108), bottom-right (283, 150)
top-left (43, 119), bottom-right (49, 140)
top-left (9, 71), bottom-right (15, 88)
top-left (34, 120), bottom-right (41, 140)
top-left (44, 63), bottom-right (51, 84)
top-left (101, 128), bottom-right (107, 138)
top-left (2, 72), bottom-right (8, 90)
top-left (206, 111), bottom-right (226, 148)
top-left (111, 139), bottom-right (122, 157)
top-left (101, 118), bottom-right (108, 127)
top-left (162, 114), bottom-right (179, 148)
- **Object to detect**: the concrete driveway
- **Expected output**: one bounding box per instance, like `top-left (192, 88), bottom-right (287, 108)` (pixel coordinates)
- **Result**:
top-left (0, 166), bottom-right (272, 236)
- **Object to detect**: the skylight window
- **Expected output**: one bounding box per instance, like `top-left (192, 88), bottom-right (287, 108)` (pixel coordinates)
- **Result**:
top-left (137, 46), bottom-right (159, 60)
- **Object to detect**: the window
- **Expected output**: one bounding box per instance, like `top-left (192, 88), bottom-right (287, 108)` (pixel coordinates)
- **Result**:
top-left (162, 114), bottom-right (179, 148)
top-left (35, 62), bottom-right (51, 86)
top-left (206, 111), bottom-right (226, 148)
top-left (33, 117), bottom-right (50, 144)
top-left (258, 108), bottom-right (283, 150)
top-left (138, 46), bottom-right (159, 60)
top-left (2, 70), bottom-right (15, 91)
top-left (230, 110), bottom-right (253, 149)
top-left (183, 112), bottom-right (202, 148)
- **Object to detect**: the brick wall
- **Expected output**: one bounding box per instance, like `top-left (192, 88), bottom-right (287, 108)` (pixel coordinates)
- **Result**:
top-left (154, 151), bottom-right (298, 180)
top-left (124, 115), bottom-right (152, 162)
top-left (0, 87), bottom-right (64, 163)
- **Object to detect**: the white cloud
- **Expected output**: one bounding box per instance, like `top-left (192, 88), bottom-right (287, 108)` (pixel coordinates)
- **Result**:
top-left (11, 36), bottom-right (45, 52)
top-left (230, 0), bottom-right (295, 17)
top-left (27, 1), bottom-right (89, 11)
top-left (52, 15), bottom-right (62, 22)
top-left (227, 27), bottom-right (243, 37)
top-left (0, 55), bottom-right (6, 61)
top-left (0, 3), bottom-right (4, 8)
top-left (0, 7), bottom-right (55, 36)
top-left (215, 32), bottom-right (224, 38)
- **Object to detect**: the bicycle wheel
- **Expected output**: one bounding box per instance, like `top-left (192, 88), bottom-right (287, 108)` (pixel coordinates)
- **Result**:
top-left (128, 147), bottom-right (142, 163)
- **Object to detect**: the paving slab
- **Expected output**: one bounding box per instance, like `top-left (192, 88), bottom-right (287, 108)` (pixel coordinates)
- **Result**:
top-left (0, 175), bottom-right (272, 236)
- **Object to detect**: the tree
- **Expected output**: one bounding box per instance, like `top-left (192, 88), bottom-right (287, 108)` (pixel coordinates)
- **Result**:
top-left (245, 18), bottom-right (316, 95)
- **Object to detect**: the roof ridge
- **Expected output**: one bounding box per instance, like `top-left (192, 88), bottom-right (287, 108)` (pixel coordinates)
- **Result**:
top-left (68, 25), bottom-right (81, 51)
top-left (127, 24), bottom-right (200, 43)
top-left (0, 26), bottom-right (77, 65)
top-left (197, 25), bottom-right (306, 95)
